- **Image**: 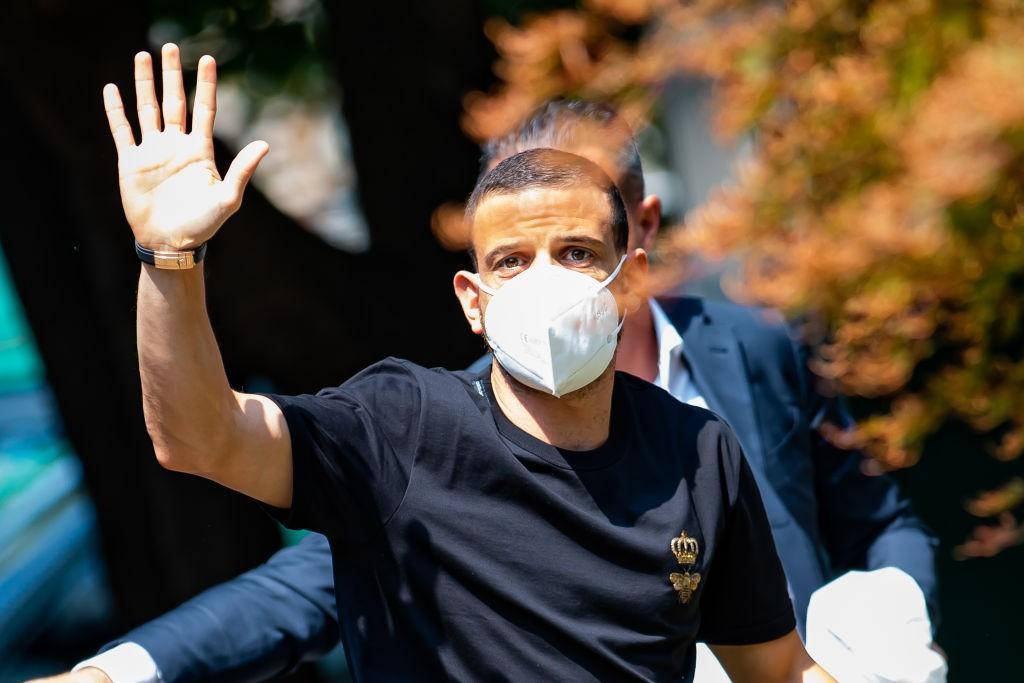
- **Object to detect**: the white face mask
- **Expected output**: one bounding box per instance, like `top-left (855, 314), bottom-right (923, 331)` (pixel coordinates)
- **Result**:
top-left (476, 255), bottom-right (627, 397)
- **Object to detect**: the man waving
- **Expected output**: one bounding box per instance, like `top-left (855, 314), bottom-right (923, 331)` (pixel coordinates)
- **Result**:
top-left (85, 44), bottom-right (833, 682)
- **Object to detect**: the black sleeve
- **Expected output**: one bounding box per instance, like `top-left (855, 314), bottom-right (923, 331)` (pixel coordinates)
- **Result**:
top-left (262, 358), bottom-right (421, 544)
top-left (698, 430), bottom-right (796, 645)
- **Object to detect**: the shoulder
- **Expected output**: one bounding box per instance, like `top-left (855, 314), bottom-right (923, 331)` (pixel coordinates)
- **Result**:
top-left (335, 358), bottom-right (488, 438)
top-left (270, 358), bottom-right (468, 435)
top-left (339, 357), bottom-right (428, 391)
top-left (336, 357), bottom-right (468, 401)
top-left (664, 296), bottom-right (806, 389)
top-left (697, 298), bottom-right (796, 353)
top-left (660, 295), bottom-right (793, 346)
top-left (618, 372), bottom-right (742, 470)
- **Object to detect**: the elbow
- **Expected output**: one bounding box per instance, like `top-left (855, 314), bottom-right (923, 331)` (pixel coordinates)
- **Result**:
top-left (143, 409), bottom-right (185, 471)
top-left (149, 431), bottom-right (202, 474)
top-left (143, 393), bottom-right (241, 475)
top-left (147, 422), bottom-right (235, 477)
top-left (151, 441), bottom-right (194, 473)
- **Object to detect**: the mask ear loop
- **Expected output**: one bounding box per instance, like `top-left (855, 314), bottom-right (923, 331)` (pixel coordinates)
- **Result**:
top-left (599, 254), bottom-right (629, 337)
top-left (474, 274), bottom-right (497, 297)
top-left (596, 254), bottom-right (630, 347)
top-left (597, 254), bottom-right (628, 291)
top-left (473, 274), bottom-right (502, 360)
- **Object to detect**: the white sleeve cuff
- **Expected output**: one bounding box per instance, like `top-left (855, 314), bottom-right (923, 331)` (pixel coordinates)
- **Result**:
top-left (73, 642), bottom-right (162, 683)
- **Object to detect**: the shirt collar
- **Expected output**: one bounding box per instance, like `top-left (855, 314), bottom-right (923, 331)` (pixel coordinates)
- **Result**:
top-left (648, 299), bottom-right (683, 391)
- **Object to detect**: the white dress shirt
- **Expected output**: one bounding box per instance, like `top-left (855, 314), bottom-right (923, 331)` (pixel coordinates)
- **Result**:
top-left (648, 299), bottom-right (708, 410)
top-left (77, 299), bottom-right (710, 683)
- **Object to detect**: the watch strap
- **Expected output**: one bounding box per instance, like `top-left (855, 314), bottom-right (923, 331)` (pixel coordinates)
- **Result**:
top-left (135, 240), bottom-right (207, 270)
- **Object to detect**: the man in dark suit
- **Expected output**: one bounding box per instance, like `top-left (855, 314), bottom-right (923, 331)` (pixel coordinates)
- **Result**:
top-left (60, 99), bottom-right (936, 683)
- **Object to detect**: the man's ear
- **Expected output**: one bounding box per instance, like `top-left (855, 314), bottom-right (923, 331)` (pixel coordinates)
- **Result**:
top-left (621, 248), bottom-right (649, 315)
top-left (454, 271), bottom-right (485, 335)
top-left (637, 195), bottom-right (661, 253)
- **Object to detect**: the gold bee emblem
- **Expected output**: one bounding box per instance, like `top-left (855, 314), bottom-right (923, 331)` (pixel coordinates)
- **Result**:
top-left (669, 571), bottom-right (702, 604)
top-left (668, 530), bottom-right (701, 604)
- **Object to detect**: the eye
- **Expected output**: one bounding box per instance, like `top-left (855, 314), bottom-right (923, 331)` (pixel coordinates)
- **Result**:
top-left (563, 247), bottom-right (594, 265)
top-left (497, 255), bottom-right (524, 272)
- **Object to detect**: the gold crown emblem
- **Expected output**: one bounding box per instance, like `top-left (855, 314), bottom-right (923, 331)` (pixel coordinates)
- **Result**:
top-left (671, 531), bottom-right (699, 566)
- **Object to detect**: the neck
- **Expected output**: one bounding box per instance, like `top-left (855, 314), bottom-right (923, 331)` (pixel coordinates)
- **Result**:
top-left (489, 362), bottom-right (615, 451)
top-left (615, 298), bottom-right (658, 383)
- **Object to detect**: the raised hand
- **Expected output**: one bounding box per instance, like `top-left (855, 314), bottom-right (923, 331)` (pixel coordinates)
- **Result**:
top-left (102, 43), bottom-right (269, 250)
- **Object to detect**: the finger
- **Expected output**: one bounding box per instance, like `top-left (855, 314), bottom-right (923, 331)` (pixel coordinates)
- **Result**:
top-left (160, 43), bottom-right (187, 132)
top-left (134, 51), bottom-right (161, 136)
top-left (223, 140), bottom-right (270, 203)
top-left (192, 55), bottom-right (217, 139)
top-left (103, 83), bottom-right (136, 152)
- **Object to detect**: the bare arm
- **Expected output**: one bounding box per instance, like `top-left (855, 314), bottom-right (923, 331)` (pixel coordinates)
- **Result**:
top-left (710, 630), bottom-right (835, 683)
top-left (104, 44), bottom-right (291, 507)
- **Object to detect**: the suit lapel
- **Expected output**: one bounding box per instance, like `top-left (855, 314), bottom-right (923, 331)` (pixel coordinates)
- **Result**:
top-left (659, 297), bottom-right (765, 471)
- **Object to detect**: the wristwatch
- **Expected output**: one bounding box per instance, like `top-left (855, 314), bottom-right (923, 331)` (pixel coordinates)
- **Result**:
top-left (134, 240), bottom-right (208, 270)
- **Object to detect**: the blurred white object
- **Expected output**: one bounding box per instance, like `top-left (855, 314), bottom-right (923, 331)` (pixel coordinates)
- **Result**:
top-left (216, 82), bottom-right (370, 253)
top-left (73, 642), bottom-right (159, 683)
top-left (806, 568), bottom-right (947, 683)
top-left (693, 642), bottom-right (731, 682)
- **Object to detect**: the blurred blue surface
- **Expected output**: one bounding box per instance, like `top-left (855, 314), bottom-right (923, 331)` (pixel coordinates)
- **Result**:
top-left (0, 245), bottom-right (113, 680)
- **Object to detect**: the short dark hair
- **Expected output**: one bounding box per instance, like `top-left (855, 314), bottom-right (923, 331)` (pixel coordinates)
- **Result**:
top-left (481, 98), bottom-right (645, 210)
top-left (466, 148), bottom-right (629, 261)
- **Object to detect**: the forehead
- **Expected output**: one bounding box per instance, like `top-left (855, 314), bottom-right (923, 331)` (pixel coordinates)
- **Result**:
top-left (470, 185), bottom-right (613, 250)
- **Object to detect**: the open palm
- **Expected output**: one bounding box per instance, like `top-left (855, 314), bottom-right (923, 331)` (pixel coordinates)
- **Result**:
top-left (103, 43), bottom-right (269, 250)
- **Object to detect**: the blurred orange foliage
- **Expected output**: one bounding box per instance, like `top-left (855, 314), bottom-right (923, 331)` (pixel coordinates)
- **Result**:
top-left (463, 0), bottom-right (1024, 484)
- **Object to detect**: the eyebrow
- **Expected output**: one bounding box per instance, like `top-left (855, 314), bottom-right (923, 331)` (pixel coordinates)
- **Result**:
top-left (480, 233), bottom-right (609, 269)
top-left (481, 240), bottom-right (527, 268)
top-left (551, 234), bottom-right (607, 251)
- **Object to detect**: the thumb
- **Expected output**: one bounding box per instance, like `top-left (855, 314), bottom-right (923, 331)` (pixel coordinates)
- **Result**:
top-left (223, 140), bottom-right (270, 203)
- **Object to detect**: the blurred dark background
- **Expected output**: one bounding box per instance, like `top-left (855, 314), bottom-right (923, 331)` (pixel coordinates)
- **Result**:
top-left (0, 1), bottom-right (1019, 681)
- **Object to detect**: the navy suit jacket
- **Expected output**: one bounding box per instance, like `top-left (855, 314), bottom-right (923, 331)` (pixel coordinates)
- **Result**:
top-left (109, 297), bottom-right (937, 680)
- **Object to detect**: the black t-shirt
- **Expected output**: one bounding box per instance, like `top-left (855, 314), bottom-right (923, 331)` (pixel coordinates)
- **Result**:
top-left (266, 358), bottom-right (794, 682)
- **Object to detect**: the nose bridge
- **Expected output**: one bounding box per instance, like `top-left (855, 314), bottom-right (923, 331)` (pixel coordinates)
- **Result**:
top-left (532, 245), bottom-right (557, 268)
top-left (511, 248), bottom-right (558, 281)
